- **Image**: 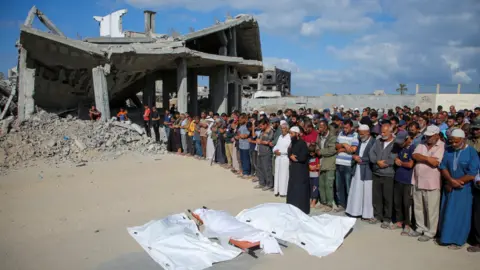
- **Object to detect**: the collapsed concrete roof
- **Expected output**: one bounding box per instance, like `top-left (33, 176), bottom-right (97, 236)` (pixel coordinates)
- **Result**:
top-left (17, 6), bottom-right (264, 111)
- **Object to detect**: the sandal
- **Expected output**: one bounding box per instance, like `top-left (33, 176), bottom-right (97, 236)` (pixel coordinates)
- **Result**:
top-left (389, 222), bottom-right (403, 230)
top-left (400, 226), bottom-right (411, 236)
top-left (368, 218), bottom-right (379, 225)
top-left (467, 245), bottom-right (480, 252)
top-left (448, 244), bottom-right (462, 250)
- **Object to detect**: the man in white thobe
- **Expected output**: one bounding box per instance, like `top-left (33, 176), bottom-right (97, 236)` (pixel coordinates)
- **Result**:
top-left (273, 122), bottom-right (291, 197)
top-left (346, 124), bottom-right (375, 220)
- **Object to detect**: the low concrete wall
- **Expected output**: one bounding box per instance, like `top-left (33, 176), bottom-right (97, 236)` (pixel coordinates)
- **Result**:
top-left (242, 93), bottom-right (480, 112)
top-left (242, 95), bottom-right (416, 112)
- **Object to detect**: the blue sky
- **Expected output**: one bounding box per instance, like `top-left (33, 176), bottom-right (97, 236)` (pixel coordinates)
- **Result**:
top-left (1, 0), bottom-right (479, 95)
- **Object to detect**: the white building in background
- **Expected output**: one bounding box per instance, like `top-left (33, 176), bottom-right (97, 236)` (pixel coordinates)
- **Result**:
top-left (373, 90), bottom-right (386, 96)
top-left (198, 86), bottom-right (209, 99)
top-left (93, 9), bottom-right (128, 37)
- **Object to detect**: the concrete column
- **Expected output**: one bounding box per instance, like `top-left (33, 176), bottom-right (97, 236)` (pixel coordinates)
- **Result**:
top-left (162, 73), bottom-right (176, 111)
top-left (143, 73), bottom-right (156, 108)
top-left (176, 58), bottom-right (188, 113)
top-left (228, 28), bottom-right (237, 57)
top-left (187, 70), bottom-right (198, 116)
top-left (236, 82), bottom-right (242, 112)
top-left (436, 84), bottom-right (440, 94)
top-left (17, 47), bottom-right (36, 121)
top-left (457, 84), bottom-right (461, 94)
top-left (210, 66), bottom-right (228, 114)
top-left (92, 65), bottom-right (111, 121)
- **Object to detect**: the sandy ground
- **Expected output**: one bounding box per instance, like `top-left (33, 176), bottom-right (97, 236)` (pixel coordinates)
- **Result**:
top-left (0, 154), bottom-right (478, 270)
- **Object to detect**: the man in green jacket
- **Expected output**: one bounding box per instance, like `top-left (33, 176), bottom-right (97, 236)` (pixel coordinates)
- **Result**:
top-left (315, 119), bottom-right (338, 211)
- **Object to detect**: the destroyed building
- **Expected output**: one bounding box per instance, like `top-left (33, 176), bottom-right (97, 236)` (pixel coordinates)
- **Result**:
top-left (241, 66), bottom-right (291, 98)
top-left (12, 6), bottom-right (263, 122)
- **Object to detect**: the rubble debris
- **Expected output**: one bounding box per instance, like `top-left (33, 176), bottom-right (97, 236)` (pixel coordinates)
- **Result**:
top-left (0, 110), bottom-right (167, 174)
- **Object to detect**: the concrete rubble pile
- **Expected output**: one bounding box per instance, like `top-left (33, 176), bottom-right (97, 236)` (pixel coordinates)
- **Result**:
top-left (0, 110), bottom-right (167, 172)
top-left (0, 78), bottom-right (18, 117)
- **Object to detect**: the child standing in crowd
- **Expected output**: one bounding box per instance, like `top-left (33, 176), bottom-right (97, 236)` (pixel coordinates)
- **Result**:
top-left (392, 132), bottom-right (415, 234)
top-left (309, 144), bottom-right (320, 208)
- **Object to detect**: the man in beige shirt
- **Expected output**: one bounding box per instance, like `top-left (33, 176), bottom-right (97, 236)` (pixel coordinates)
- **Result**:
top-left (199, 111), bottom-right (208, 158)
top-left (410, 125), bottom-right (445, 242)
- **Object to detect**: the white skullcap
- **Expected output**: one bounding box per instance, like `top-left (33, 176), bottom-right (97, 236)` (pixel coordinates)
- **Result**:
top-left (340, 105), bottom-right (345, 108)
top-left (307, 114), bottom-right (313, 119)
top-left (359, 124), bottom-right (370, 131)
top-left (450, 128), bottom-right (465, 138)
top-left (280, 120), bottom-right (288, 126)
top-left (290, 126), bottom-right (300, 133)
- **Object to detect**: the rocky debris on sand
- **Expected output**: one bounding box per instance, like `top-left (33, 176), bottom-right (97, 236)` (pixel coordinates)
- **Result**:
top-left (0, 110), bottom-right (167, 172)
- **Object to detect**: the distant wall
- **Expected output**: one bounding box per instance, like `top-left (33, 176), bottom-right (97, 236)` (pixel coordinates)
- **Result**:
top-left (242, 93), bottom-right (480, 112)
top-left (242, 95), bottom-right (416, 112)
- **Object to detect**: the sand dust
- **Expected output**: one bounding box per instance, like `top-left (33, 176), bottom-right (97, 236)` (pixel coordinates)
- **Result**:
top-left (0, 154), bottom-right (478, 270)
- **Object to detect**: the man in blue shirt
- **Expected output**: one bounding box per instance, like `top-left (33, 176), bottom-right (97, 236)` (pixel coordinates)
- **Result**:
top-left (164, 110), bottom-right (172, 138)
top-left (392, 132), bottom-right (416, 234)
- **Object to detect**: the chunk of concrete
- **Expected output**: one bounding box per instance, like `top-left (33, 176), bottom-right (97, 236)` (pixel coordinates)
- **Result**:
top-left (74, 139), bottom-right (87, 151)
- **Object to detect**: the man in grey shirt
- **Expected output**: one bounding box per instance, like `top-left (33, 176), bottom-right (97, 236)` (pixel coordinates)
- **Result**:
top-left (236, 114), bottom-right (251, 176)
top-left (255, 118), bottom-right (275, 191)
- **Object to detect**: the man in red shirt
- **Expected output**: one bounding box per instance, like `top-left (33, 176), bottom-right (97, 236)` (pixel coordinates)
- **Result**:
top-left (302, 121), bottom-right (318, 147)
top-left (143, 105), bottom-right (151, 137)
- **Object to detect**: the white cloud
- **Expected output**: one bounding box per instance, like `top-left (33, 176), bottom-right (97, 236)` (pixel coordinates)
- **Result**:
top-left (300, 17), bottom-right (374, 36)
top-left (125, 0), bottom-right (480, 94)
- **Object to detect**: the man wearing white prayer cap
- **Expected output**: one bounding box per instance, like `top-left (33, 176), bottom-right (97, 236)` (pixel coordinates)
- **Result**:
top-left (437, 127), bottom-right (480, 249)
top-left (346, 124), bottom-right (375, 220)
top-left (273, 121), bottom-right (291, 197)
top-left (286, 125), bottom-right (311, 214)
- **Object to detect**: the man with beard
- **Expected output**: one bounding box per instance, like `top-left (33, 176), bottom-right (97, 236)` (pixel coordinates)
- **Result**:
top-left (315, 120), bottom-right (338, 211)
top-left (287, 126), bottom-right (311, 214)
top-left (438, 129), bottom-right (479, 249)
top-left (346, 125), bottom-right (375, 220)
top-left (408, 122), bottom-right (424, 147)
top-left (417, 115), bottom-right (428, 135)
top-left (369, 123), bottom-right (398, 227)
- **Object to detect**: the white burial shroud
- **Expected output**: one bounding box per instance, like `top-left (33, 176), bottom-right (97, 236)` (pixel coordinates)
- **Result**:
top-left (127, 213), bottom-right (241, 270)
top-left (193, 208), bottom-right (283, 254)
top-left (236, 203), bottom-right (356, 257)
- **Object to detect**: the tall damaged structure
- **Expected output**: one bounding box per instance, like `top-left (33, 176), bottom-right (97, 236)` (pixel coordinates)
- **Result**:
top-left (241, 66), bottom-right (291, 98)
top-left (13, 6), bottom-right (263, 122)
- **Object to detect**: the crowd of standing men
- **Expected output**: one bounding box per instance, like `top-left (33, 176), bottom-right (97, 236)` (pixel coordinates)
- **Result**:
top-left (145, 103), bottom-right (480, 252)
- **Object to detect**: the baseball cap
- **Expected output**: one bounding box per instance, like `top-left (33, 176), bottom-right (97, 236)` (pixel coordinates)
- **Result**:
top-left (399, 120), bottom-right (406, 126)
top-left (271, 117), bottom-right (280, 123)
top-left (395, 131), bottom-right (408, 145)
top-left (323, 108), bottom-right (330, 113)
top-left (424, 125), bottom-right (440, 136)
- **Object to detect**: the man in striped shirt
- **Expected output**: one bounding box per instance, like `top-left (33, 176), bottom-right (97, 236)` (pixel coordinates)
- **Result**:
top-left (335, 119), bottom-right (359, 211)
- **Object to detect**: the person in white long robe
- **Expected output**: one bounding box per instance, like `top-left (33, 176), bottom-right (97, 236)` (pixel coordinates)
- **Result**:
top-left (346, 124), bottom-right (375, 220)
top-left (273, 122), bottom-right (291, 197)
top-left (206, 118), bottom-right (215, 160)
